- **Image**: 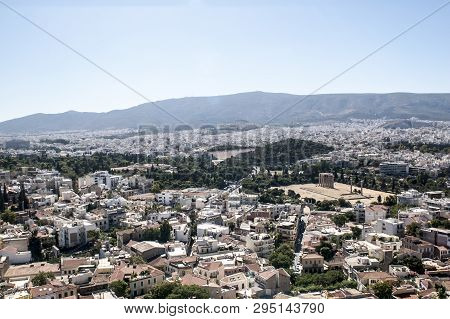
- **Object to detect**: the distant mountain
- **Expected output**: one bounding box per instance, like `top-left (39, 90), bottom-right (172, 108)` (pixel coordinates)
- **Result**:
top-left (1, 92), bottom-right (449, 133)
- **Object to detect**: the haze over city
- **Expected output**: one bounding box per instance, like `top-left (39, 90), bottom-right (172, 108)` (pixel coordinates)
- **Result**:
top-left (1, 0), bottom-right (450, 121)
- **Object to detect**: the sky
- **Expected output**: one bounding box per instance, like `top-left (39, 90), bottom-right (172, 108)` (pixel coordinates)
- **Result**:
top-left (0, 0), bottom-right (449, 122)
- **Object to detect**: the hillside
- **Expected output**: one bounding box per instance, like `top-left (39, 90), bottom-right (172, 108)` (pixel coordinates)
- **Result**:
top-left (0, 92), bottom-right (449, 133)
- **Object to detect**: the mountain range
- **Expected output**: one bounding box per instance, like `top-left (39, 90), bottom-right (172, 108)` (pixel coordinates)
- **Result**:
top-left (1, 92), bottom-right (449, 133)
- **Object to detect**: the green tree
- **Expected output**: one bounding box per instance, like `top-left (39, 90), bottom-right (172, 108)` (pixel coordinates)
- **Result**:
top-left (29, 231), bottom-right (43, 261)
top-left (406, 222), bottom-right (421, 237)
top-left (167, 285), bottom-right (210, 299)
top-left (0, 210), bottom-right (16, 224)
top-left (337, 198), bottom-right (352, 208)
top-left (129, 255), bottom-right (146, 265)
top-left (331, 214), bottom-right (348, 227)
top-left (319, 247), bottom-right (334, 261)
top-left (315, 241), bottom-right (335, 261)
top-left (269, 243), bottom-right (294, 270)
top-left (159, 220), bottom-right (172, 243)
top-left (109, 280), bottom-right (129, 298)
top-left (18, 182), bottom-right (30, 211)
top-left (3, 184), bottom-right (8, 203)
top-left (145, 281), bottom-right (209, 299)
top-left (31, 271), bottom-right (55, 286)
top-left (0, 188), bottom-right (4, 213)
top-left (392, 255), bottom-right (424, 274)
top-left (144, 281), bottom-right (179, 299)
top-left (371, 281), bottom-right (393, 299)
top-left (436, 284), bottom-right (447, 299)
top-left (383, 195), bottom-right (397, 207)
top-left (151, 182), bottom-right (161, 193)
top-left (351, 226), bottom-right (362, 239)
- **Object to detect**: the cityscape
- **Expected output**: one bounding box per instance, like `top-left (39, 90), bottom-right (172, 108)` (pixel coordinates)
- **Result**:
top-left (0, 117), bottom-right (448, 299)
top-left (0, 0), bottom-right (449, 304)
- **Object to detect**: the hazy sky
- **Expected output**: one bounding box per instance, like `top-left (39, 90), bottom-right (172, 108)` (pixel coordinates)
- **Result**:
top-left (1, 0), bottom-right (449, 121)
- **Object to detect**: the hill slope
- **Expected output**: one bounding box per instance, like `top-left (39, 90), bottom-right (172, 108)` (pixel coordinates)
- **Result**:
top-left (1, 92), bottom-right (449, 133)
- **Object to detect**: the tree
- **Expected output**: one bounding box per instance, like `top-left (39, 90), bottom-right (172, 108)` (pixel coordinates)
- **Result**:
top-left (3, 184), bottom-right (8, 203)
top-left (371, 281), bottom-right (393, 299)
top-left (319, 247), bottom-right (334, 261)
top-left (18, 183), bottom-right (29, 211)
top-left (337, 198), bottom-right (352, 208)
top-left (331, 214), bottom-right (348, 227)
top-left (0, 210), bottom-right (16, 224)
top-left (167, 285), bottom-right (210, 299)
top-left (0, 188), bottom-right (4, 213)
top-left (392, 255), bottom-right (424, 274)
top-left (129, 255), bottom-right (146, 265)
top-left (151, 182), bottom-right (161, 193)
top-left (145, 281), bottom-right (209, 299)
top-left (383, 195), bottom-right (397, 207)
top-left (29, 231), bottom-right (43, 261)
top-left (436, 284), bottom-right (447, 299)
top-left (274, 232), bottom-right (283, 248)
top-left (31, 271), bottom-right (55, 286)
top-left (159, 220), bottom-right (172, 243)
top-left (351, 226), bottom-right (362, 239)
top-left (87, 229), bottom-right (100, 243)
top-left (406, 222), bottom-right (421, 237)
top-left (315, 241), bottom-right (335, 261)
top-left (109, 280), bottom-right (129, 298)
top-left (144, 281), bottom-right (179, 298)
top-left (269, 244), bottom-right (294, 270)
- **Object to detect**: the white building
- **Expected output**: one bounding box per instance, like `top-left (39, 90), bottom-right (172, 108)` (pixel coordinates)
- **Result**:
top-left (376, 218), bottom-right (405, 236)
top-left (173, 224), bottom-right (190, 243)
top-left (197, 223), bottom-right (229, 238)
top-left (0, 246), bottom-right (32, 265)
top-left (58, 221), bottom-right (97, 249)
top-left (245, 232), bottom-right (275, 257)
top-left (196, 237), bottom-right (219, 254)
top-left (397, 189), bottom-right (422, 206)
top-left (165, 242), bottom-right (187, 259)
top-left (78, 171), bottom-right (122, 190)
top-left (354, 203), bottom-right (388, 224)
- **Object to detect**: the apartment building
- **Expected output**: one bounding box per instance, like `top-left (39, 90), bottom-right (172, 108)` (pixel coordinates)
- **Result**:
top-left (276, 221), bottom-right (297, 242)
top-left (30, 281), bottom-right (77, 299)
top-left (245, 232), bottom-right (275, 258)
top-left (196, 237), bottom-right (219, 254)
top-left (301, 253), bottom-right (324, 274)
top-left (402, 236), bottom-right (434, 258)
top-left (379, 162), bottom-right (409, 176)
top-left (376, 218), bottom-right (405, 236)
top-left (110, 264), bottom-right (164, 298)
top-left (57, 221), bottom-right (97, 249)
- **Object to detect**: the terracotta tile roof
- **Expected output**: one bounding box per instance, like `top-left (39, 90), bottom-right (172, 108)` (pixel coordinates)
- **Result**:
top-left (4, 262), bottom-right (59, 278)
top-left (357, 271), bottom-right (396, 281)
top-left (29, 281), bottom-right (76, 298)
top-left (199, 261), bottom-right (222, 271)
top-left (61, 257), bottom-right (88, 270)
top-left (180, 274), bottom-right (208, 286)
